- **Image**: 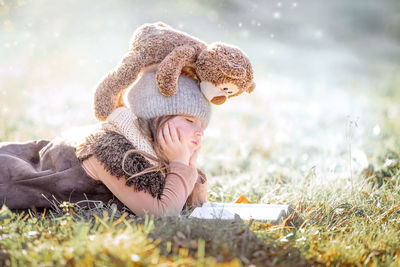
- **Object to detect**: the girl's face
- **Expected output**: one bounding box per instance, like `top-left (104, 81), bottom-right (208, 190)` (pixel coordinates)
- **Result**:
top-left (165, 115), bottom-right (204, 151)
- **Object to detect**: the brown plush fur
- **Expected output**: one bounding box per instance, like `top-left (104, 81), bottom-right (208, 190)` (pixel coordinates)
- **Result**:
top-left (94, 22), bottom-right (255, 121)
top-left (77, 130), bottom-right (165, 199)
top-left (196, 43), bottom-right (255, 97)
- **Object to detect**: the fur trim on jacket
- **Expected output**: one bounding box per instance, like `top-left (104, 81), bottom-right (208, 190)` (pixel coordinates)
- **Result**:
top-left (76, 130), bottom-right (165, 199)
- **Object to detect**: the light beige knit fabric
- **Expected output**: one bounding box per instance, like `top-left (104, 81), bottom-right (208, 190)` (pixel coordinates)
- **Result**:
top-left (102, 107), bottom-right (158, 164)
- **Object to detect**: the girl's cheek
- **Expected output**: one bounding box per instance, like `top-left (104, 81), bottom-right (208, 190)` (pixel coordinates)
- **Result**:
top-left (178, 128), bottom-right (191, 140)
top-left (178, 128), bottom-right (187, 139)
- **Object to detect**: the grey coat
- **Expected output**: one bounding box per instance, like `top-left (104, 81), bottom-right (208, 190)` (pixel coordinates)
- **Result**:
top-left (0, 138), bottom-right (119, 210)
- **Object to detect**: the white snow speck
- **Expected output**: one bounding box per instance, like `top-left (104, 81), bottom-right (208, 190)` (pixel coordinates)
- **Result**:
top-left (373, 125), bottom-right (381, 136)
top-left (131, 254), bottom-right (140, 262)
top-left (273, 12), bottom-right (281, 19)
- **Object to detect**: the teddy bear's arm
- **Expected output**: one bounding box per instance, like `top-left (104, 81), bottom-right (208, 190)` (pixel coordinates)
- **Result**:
top-left (156, 45), bottom-right (198, 97)
top-left (94, 52), bottom-right (144, 121)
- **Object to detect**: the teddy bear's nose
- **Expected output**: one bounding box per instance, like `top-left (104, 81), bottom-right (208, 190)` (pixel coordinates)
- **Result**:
top-left (211, 95), bottom-right (227, 105)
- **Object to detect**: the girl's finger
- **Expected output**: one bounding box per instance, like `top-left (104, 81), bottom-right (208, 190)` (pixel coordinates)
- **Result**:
top-left (157, 129), bottom-right (166, 149)
top-left (163, 122), bottom-right (173, 144)
top-left (189, 149), bottom-right (200, 166)
top-left (169, 122), bottom-right (180, 143)
top-left (177, 128), bottom-right (183, 142)
top-left (193, 148), bottom-right (199, 159)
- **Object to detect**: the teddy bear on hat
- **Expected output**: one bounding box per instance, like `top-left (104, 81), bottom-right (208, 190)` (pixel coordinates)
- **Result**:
top-left (94, 22), bottom-right (255, 121)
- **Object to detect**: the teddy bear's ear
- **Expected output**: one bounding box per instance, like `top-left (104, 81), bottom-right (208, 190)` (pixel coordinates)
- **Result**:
top-left (246, 81), bottom-right (256, 93)
top-left (218, 60), bottom-right (247, 79)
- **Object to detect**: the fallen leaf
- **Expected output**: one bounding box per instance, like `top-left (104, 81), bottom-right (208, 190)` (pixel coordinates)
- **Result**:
top-left (234, 196), bottom-right (252, 204)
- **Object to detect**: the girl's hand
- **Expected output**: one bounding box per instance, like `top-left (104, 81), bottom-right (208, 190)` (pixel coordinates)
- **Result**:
top-left (189, 148), bottom-right (200, 167)
top-left (158, 121), bottom-right (191, 165)
top-left (186, 181), bottom-right (208, 208)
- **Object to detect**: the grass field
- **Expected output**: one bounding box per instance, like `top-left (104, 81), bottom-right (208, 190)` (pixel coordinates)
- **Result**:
top-left (1, 75), bottom-right (399, 266)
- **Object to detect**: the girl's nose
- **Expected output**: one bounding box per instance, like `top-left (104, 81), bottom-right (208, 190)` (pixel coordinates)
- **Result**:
top-left (195, 125), bottom-right (204, 137)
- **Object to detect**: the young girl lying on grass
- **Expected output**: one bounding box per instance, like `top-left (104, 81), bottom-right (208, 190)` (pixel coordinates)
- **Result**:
top-left (0, 70), bottom-right (211, 216)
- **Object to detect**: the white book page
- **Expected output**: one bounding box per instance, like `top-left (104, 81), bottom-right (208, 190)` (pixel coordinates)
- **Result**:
top-left (189, 203), bottom-right (290, 222)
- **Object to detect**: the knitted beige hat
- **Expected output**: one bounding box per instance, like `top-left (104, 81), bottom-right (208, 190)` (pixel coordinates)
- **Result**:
top-left (125, 70), bottom-right (211, 127)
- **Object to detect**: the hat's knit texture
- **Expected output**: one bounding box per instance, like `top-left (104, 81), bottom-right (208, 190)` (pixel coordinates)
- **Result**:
top-left (126, 71), bottom-right (211, 128)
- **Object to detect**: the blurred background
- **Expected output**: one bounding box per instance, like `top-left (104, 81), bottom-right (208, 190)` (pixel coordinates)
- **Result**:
top-left (1, 0), bottom-right (399, 194)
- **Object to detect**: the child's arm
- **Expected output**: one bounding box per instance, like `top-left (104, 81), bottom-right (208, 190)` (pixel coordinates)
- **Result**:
top-left (82, 156), bottom-right (198, 216)
top-left (186, 169), bottom-right (208, 208)
top-left (186, 182), bottom-right (208, 208)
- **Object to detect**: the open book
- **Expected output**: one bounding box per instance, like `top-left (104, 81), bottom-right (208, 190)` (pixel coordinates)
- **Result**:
top-left (189, 202), bottom-right (291, 224)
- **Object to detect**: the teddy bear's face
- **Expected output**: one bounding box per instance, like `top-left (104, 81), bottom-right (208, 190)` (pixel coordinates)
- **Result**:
top-left (200, 81), bottom-right (240, 104)
top-left (218, 83), bottom-right (240, 97)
